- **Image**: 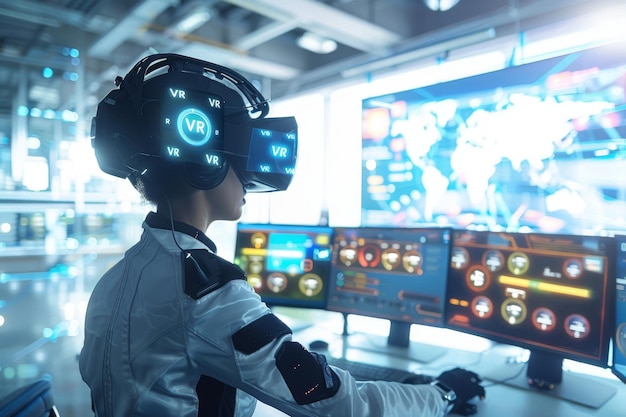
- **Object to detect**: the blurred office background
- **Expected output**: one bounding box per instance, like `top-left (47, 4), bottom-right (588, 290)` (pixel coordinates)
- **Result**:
top-left (0, 0), bottom-right (625, 415)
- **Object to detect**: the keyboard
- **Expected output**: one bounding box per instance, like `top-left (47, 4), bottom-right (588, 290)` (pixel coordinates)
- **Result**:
top-left (325, 356), bottom-right (434, 384)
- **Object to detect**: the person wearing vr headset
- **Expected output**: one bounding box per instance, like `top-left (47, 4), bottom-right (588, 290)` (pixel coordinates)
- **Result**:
top-left (79, 54), bottom-right (485, 417)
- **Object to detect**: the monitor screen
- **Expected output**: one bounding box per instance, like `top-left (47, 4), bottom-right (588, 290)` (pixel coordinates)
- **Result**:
top-left (326, 226), bottom-right (452, 348)
top-left (246, 127), bottom-right (297, 175)
top-left (446, 230), bottom-right (615, 384)
top-left (233, 223), bottom-right (333, 309)
top-left (161, 87), bottom-right (225, 167)
top-left (360, 42), bottom-right (626, 235)
top-left (613, 234), bottom-right (626, 383)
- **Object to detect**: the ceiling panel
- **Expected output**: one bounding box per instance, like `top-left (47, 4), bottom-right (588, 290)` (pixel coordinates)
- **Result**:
top-left (0, 0), bottom-right (622, 120)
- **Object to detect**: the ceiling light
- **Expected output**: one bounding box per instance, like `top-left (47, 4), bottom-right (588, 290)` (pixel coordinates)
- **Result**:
top-left (424, 0), bottom-right (461, 12)
top-left (296, 32), bottom-right (337, 54)
top-left (176, 9), bottom-right (212, 34)
top-left (342, 28), bottom-right (496, 78)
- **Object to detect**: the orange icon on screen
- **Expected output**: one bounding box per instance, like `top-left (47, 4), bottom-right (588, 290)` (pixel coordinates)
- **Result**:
top-left (339, 246), bottom-right (358, 266)
top-left (402, 250), bottom-right (422, 274)
top-left (532, 307), bottom-right (557, 332)
top-left (266, 273), bottom-right (288, 293)
top-left (451, 247), bottom-right (469, 269)
top-left (381, 248), bottom-right (402, 270)
top-left (358, 244), bottom-right (381, 268)
top-left (471, 296), bottom-right (493, 319)
top-left (465, 266), bottom-right (490, 291)
top-left (362, 107), bottom-right (391, 141)
top-left (564, 314), bottom-right (590, 339)
top-left (250, 232), bottom-right (267, 249)
top-left (303, 259), bottom-right (314, 272)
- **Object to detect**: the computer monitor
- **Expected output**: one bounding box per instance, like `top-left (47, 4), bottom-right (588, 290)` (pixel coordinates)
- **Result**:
top-left (233, 223), bottom-right (333, 310)
top-left (446, 229), bottom-right (616, 407)
top-left (613, 235), bottom-right (626, 384)
top-left (326, 226), bottom-right (452, 362)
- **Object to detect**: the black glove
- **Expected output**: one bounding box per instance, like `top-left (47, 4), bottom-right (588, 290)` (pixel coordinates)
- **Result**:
top-left (436, 367), bottom-right (485, 415)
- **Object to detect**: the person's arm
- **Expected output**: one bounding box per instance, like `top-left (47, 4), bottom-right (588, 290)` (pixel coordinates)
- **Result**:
top-left (185, 280), bottom-right (454, 417)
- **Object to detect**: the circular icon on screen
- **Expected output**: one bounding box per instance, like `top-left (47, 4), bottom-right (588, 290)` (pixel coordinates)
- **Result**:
top-left (358, 244), bottom-right (381, 268)
top-left (564, 314), bottom-right (590, 339)
top-left (402, 250), bottom-right (422, 274)
top-left (507, 252), bottom-right (530, 275)
top-left (450, 247), bottom-right (469, 269)
top-left (247, 275), bottom-right (263, 290)
top-left (266, 272), bottom-right (288, 293)
top-left (248, 260), bottom-right (263, 275)
top-left (339, 246), bottom-right (358, 266)
top-left (483, 250), bottom-right (505, 272)
top-left (471, 296), bottom-right (493, 319)
top-left (501, 298), bottom-right (527, 325)
top-left (531, 307), bottom-right (557, 332)
top-left (250, 232), bottom-right (267, 249)
top-left (298, 273), bottom-right (323, 297)
top-left (381, 248), bottom-right (402, 271)
top-left (334, 271), bottom-right (345, 287)
top-left (177, 108), bottom-right (212, 146)
top-left (466, 266), bottom-right (491, 291)
top-left (617, 323), bottom-right (626, 356)
top-left (563, 258), bottom-right (583, 279)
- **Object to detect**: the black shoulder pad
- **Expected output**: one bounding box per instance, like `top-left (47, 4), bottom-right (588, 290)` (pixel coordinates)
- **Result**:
top-left (183, 249), bottom-right (246, 299)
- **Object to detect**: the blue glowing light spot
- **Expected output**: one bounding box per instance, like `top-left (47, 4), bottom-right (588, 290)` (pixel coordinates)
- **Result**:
top-left (17, 106), bottom-right (29, 117)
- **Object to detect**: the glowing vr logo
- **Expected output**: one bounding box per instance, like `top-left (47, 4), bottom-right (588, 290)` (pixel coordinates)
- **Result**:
top-left (177, 108), bottom-right (212, 146)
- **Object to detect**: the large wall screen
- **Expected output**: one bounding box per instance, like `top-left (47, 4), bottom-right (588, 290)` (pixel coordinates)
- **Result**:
top-left (360, 42), bottom-right (626, 235)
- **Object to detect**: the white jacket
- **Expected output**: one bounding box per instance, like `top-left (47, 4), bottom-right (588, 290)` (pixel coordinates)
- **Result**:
top-left (79, 212), bottom-right (448, 417)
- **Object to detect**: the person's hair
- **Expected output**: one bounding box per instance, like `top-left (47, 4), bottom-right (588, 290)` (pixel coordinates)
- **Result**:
top-left (128, 163), bottom-right (194, 206)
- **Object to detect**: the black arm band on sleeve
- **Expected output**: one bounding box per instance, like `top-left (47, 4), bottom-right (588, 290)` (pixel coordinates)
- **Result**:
top-left (232, 314), bottom-right (291, 355)
top-left (275, 342), bottom-right (340, 405)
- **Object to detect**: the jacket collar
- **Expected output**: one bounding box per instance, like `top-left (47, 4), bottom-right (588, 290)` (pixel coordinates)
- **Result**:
top-left (144, 211), bottom-right (217, 253)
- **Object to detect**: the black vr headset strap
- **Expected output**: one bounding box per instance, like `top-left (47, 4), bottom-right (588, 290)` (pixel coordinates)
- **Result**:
top-left (119, 54), bottom-right (270, 119)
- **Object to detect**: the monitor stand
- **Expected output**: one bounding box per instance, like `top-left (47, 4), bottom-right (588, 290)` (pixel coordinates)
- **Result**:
top-left (339, 315), bottom-right (447, 364)
top-left (478, 350), bottom-right (617, 409)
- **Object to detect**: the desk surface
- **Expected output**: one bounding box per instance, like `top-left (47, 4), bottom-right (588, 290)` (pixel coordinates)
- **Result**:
top-left (253, 319), bottom-right (625, 417)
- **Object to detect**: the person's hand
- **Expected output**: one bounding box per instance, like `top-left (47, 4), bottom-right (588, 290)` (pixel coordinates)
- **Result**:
top-left (436, 367), bottom-right (485, 415)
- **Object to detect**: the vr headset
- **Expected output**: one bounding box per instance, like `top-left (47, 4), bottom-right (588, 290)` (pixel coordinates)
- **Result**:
top-left (91, 53), bottom-right (298, 192)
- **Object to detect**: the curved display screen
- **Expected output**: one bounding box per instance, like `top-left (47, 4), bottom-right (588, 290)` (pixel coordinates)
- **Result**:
top-left (445, 229), bottom-right (615, 366)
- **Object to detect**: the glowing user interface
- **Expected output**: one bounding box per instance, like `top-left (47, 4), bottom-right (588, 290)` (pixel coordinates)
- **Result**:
top-left (446, 231), bottom-right (613, 363)
top-left (326, 227), bottom-right (451, 326)
top-left (247, 128), bottom-right (296, 175)
top-left (234, 224), bottom-right (332, 308)
top-left (161, 87), bottom-right (224, 167)
top-left (359, 44), bottom-right (626, 236)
